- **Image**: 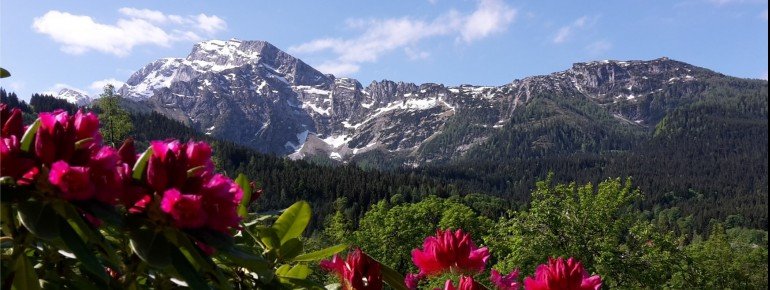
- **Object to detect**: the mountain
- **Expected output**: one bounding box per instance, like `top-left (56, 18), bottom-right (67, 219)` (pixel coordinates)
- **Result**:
top-left (55, 88), bottom-right (92, 106)
top-left (117, 39), bottom-right (765, 168)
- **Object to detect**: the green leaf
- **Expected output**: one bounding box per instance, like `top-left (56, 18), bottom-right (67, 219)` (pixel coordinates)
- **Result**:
top-left (12, 253), bottom-right (41, 290)
top-left (52, 201), bottom-right (121, 269)
top-left (256, 226), bottom-right (281, 250)
top-left (0, 67), bottom-right (10, 78)
top-left (162, 229), bottom-right (232, 290)
top-left (169, 247), bottom-right (210, 290)
top-left (272, 201), bottom-right (311, 244)
top-left (235, 174), bottom-right (252, 218)
top-left (128, 227), bottom-right (171, 268)
top-left (218, 244), bottom-right (271, 275)
top-left (58, 218), bottom-right (109, 283)
top-left (278, 238), bottom-right (303, 261)
top-left (131, 147), bottom-right (152, 181)
top-left (275, 264), bottom-right (291, 276)
top-left (278, 277), bottom-right (326, 290)
top-left (17, 200), bottom-right (60, 241)
top-left (20, 119), bottom-right (40, 152)
top-left (292, 244), bottom-right (348, 262)
top-left (286, 264), bottom-right (311, 279)
top-left (377, 258), bottom-right (408, 290)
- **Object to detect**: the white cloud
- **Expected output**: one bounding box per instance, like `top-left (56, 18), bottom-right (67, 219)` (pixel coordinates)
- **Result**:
top-left (289, 0), bottom-right (516, 77)
top-left (553, 16), bottom-right (591, 44)
top-left (89, 78), bottom-right (126, 95)
top-left (33, 8), bottom-right (227, 57)
top-left (404, 47), bottom-right (431, 60)
top-left (194, 14), bottom-right (227, 34)
top-left (585, 40), bottom-right (612, 55)
top-left (460, 0), bottom-right (517, 42)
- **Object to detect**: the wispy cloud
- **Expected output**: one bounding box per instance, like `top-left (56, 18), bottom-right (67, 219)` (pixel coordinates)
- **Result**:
top-left (89, 78), bottom-right (126, 95)
top-left (585, 40), bottom-right (613, 55)
top-left (552, 16), bottom-right (594, 44)
top-left (288, 0), bottom-right (517, 76)
top-left (33, 8), bottom-right (226, 57)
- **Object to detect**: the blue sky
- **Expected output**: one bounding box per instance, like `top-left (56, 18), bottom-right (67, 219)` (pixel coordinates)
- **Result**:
top-left (1, 0), bottom-right (767, 100)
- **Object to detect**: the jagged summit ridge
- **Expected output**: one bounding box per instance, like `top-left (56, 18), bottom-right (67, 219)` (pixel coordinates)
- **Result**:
top-left (115, 39), bottom-right (734, 164)
top-left (119, 39), bottom-right (330, 100)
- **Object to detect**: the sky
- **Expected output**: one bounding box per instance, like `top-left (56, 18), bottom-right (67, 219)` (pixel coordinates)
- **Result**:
top-left (0, 0), bottom-right (767, 100)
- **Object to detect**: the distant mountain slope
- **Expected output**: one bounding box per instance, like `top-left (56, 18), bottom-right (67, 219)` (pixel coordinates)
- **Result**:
top-left (118, 39), bottom-right (757, 168)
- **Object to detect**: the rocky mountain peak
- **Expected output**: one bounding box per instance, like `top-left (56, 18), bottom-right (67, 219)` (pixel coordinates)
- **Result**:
top-left (56, 88), bottom-right (92, 106)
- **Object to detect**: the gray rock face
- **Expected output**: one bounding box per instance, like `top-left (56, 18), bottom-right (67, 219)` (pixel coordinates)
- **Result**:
top-left (118, 40), bottom-right (726, 163)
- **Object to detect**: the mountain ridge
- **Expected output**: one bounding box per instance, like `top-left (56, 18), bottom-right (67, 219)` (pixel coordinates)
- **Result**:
top-left (76, 39), bottom-right (763, 167)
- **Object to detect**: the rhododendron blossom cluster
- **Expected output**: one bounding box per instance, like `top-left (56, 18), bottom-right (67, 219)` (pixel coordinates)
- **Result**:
top-left (523, 257), bottom-right (602, 290)
top-left (0, 106), bottom-right (244, 237)
top-left (321, 248), bottom-right (383, 290)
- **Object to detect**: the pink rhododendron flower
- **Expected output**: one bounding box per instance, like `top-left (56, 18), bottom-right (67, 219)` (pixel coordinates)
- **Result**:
top-left (200, 174), bottom-right (242, 232)
top-left (1, 104), bottom-right (24, 138)
top-left (405, 273), bottom-right (424, 290)
top-left (523, 257), bottom-right (602, 290)
top-left (73, 110), bottom-right (101, 148)
top-left (49, 161), bottom-right (96, 201)
top-left (35, 110), bottom-right (77, 164)
top-left (491, 269), bottom-right (521, 290)
top-left (321, 248), bottom-right (383, 290)
top-left (160, 188), bottom-right (207, 229)
top-left (440, 276), bottom-right (483, 290)
top-left (1, 135), bottom-right (39, 184)
top-left (411, 229), bottom-right (490, 276)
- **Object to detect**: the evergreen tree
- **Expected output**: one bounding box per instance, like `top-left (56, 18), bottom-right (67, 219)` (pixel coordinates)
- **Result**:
top-left (96, 84), bottom-right (133, 146)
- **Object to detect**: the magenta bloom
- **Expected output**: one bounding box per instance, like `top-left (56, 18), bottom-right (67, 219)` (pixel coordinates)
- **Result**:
top-left (160, 189), bottom-right (207, 229)
top-left (146, 140), bottom-right (214, 192)
top-left (200, 174), bottom-right (243, 232)
top-left (405, 273), bottom-right (424, 290)
top-left (441, 276), bottom-right (483, 290)
top-left (1, 135), bottom-right (39, 185)
top-left (491, 269), bottom-right (521, 290)
top-left (411, 229), bottom-right (490, 276)
top-left (1, 104), bottom-right (24, 138)
top-left (321, 248), bottom-right (383, 290)
top-left (524, 257), bottom-right (602, 290)
top-left (49, 161), bottom-right (96, 201)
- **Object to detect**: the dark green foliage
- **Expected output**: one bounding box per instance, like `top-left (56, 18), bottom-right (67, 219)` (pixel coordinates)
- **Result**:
top-left (1, 88), bottom-right (32, 113)
top-left (29, 93), bottom-right (77, 114)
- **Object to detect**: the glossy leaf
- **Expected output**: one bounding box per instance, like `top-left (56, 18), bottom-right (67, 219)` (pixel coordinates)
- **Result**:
top-left (235, 174), bottom-right (252, 218)
top-left (282, 264), bottom-right (311, 279)
top-left (377, 258), bottom-right (409, 290)
top-left (58, 218), bottom-right (109, 283)
top-left (12, 252), bottom-right (41, 290)
top-left (256, 226), bottom-right (280, 250)
top-left (169, 248), bottom-right (209, 290)
top-left (0, 67), bottom-right (10, 78)
top-left (129, 227), bottom-right (171, 268)
top-left (278, 238), bottom-right (303, 261)
top-left (52, 201), bottom-right (121, 269)
top-left (17, 200), bottom-right (60, 241)
top-left (272, 201), bottom-right (311, 244)
top-left (292, 244), bottom-right (348, 262)
top-left (20, 119), bottom-right (40, 152)
top-left (218, 245), bottom-right (271, 276)
top-left (131, 147), bottom-right (152, 181)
